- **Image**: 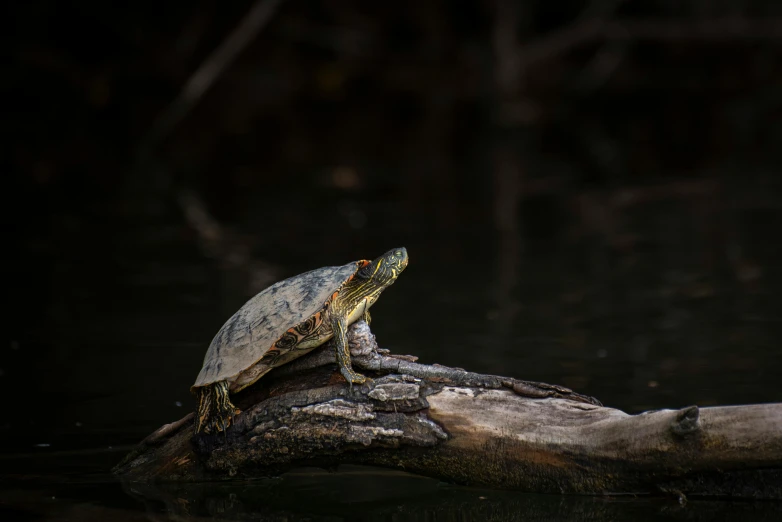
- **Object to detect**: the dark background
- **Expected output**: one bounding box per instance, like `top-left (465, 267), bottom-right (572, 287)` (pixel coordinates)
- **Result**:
top-left (5, 0), bottom-right (782, 477)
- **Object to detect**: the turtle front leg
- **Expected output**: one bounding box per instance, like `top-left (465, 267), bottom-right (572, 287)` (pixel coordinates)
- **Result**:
top-left (331, 316), bottom-right (367, 384)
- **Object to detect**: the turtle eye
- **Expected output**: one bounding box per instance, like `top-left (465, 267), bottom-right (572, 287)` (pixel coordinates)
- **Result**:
top-left (394, 250), bottom-right (402, 257)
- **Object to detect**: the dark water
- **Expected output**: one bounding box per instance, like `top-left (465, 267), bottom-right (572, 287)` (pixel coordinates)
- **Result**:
top-left (5, 180), bottom-right (782, 520)
top-left (4, 453), bottom-right (782, 521)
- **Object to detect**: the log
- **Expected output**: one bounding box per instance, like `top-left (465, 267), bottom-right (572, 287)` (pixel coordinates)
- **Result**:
top-left (114, 321), bottom-right (782, 499)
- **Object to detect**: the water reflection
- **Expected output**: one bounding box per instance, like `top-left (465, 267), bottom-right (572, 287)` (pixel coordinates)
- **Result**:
top-left (3, 464), bottom-right (782, 521)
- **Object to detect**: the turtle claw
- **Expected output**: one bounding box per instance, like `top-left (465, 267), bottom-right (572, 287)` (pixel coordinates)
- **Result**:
top-left (203, 413), bottom-right (232, 436)
top-left (341, 370), bottom-right (367, 385)
top-left (342, 370), bottom-right (370, 395)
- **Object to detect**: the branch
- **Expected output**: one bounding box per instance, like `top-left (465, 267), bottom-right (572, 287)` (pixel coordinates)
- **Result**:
top-left (114, 322), bottom-right (782, 498)
top-left (176, 188), bottom-right (279, 292)
top-left (521, 18), bottom-right (782, 69)
top-left (604, 19), bottom-right (782, 42)
top-left (139, 0), bottom-right (284, 155)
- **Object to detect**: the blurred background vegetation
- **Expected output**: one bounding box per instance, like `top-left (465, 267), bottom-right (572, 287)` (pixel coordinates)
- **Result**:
top-left (6, 0), bottom-right (782, 452)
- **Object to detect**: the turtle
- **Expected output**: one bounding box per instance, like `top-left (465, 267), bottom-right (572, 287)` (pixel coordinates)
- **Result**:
top-left (192, 247), bottom-right (409, 434)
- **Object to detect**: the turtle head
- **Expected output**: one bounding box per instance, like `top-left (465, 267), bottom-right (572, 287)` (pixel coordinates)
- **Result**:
top-left (357, 247), bottom-right (408, 287)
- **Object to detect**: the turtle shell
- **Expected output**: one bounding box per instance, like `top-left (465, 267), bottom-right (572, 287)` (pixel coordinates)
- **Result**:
top-left (192, 261), bottom-right (365, 390)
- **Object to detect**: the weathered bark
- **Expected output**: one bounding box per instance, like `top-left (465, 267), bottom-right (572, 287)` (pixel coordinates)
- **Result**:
top-left (115, 321), bottom-right (782, 499)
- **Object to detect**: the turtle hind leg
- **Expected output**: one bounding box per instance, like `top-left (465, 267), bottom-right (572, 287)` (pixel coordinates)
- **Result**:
top-left (194, 381), bottom-right (239, 434)
top-left (195, 387), bottom-right (213, 434)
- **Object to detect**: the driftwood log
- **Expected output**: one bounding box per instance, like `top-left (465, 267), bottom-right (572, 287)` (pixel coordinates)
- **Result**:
top-left (115, 321), bottom-right (782, 499)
